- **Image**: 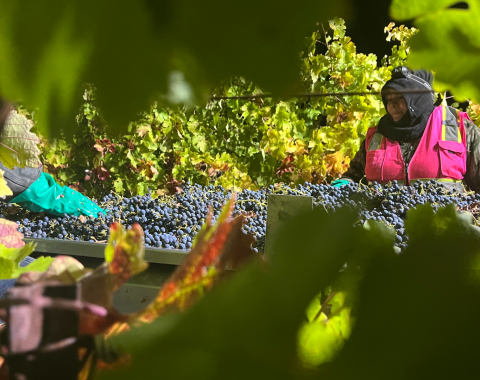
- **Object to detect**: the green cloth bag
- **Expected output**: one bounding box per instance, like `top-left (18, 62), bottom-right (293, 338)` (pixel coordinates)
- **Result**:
top-left (9, 172), bottom-right (105, 217)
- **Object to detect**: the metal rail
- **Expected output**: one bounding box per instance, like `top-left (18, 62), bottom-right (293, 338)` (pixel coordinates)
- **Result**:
top-left (23, 238), bottom-right (191, 312)
top-left (24, 237), bottom-right (190, 266)
top-left (210, 89), bottom-right (435, 100)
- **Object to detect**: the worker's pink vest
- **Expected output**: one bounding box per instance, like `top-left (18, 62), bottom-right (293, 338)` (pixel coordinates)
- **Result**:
top-left (365, 105), bottom-right (469, 184)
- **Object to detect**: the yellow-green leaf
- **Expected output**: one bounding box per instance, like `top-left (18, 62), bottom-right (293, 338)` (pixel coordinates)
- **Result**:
top-left (0, 111), bottom-right (41, 169)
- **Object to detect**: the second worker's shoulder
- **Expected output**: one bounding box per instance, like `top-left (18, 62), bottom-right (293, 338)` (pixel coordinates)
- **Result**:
top-left (464, 118), bottom-right (478, 132)
top-left (366, 125), bottom-right (378, 138)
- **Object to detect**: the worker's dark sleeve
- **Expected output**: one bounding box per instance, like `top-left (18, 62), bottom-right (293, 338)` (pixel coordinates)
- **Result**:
top-left (341, 139), bottom-right (367, 183)
top-left (0, 161), bottom-right (42, 202)
top-left (464, 119), bottom-right (480, 193)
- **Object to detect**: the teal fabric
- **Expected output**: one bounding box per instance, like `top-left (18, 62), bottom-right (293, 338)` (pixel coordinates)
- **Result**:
top-left (331, 179), bottom-right (350, 188)
top-left (8, 172), bottom-right (105, 217)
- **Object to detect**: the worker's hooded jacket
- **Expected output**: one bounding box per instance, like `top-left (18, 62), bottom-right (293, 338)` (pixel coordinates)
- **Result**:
top-left (342, 66), bottom-right (480, 192)
top-left (364, 105), bottom-right (470, 185)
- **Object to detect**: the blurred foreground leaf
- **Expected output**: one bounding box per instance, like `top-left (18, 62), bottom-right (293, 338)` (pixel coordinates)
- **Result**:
top-left (325, 204), bottom-right (480, 380)
top-left (97, 207), bottom-right (364, 380)
top-left (390, 0), bottom-right (480, 101)
top-left (0, 0), bottom-right (349, 136)
top-left (297, 292), bottom-right (351, 367)
top-left (16, 255), bottom-right (90, 284)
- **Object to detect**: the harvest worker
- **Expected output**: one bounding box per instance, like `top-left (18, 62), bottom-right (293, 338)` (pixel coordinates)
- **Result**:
top-left (332, 66), bottom-right (480, 192)
top-left (0, 111), bottom-right (105, 218)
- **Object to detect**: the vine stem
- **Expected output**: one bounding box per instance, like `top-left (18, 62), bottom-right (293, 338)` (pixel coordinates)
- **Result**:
top-left (314, 291), bottom-right (337, 321)
top-left (321, 23), bottom-right (333, 71)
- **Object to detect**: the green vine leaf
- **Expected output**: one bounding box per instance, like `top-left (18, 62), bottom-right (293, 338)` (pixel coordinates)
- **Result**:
top-left (390, 0), bottom-right (480, 102)
top-left (0, 242), bottom-right (52, 280)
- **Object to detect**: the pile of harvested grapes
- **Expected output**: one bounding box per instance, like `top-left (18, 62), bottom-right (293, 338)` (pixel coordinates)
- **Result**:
top-left (2, 180), bottom-right (479, 253)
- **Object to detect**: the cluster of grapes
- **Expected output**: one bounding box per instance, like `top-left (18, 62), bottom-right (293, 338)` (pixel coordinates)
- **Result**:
top-left (1, 180), bottom-right (479, 253)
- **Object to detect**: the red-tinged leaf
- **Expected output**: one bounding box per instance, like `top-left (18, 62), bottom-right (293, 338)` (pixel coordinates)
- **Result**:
top-left (79, 305), bottom-right (127, 336)
top-left (126, 140), bottom-right (135, 151)
top-left (94, 139), bottom-right (116, 157)
top-left (275, 155), bottom-right (296, 176)
top-left (105, 222), bottom-right (148, 289)
top-left (136, 125), bottom-right (150, 138)
top-left (156, 199), bottom-right (236, 299)
top-left (68, 181), bottom-right (86, 194)
top-left (93, 166), bottom-right (111, 181)
top-left (0, 218), bottom-right (24, 248)
top-left (94, 143), bottom-right (105, 154)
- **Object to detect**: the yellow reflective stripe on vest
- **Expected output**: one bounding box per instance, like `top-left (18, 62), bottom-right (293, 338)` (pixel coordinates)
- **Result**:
top-left (442, 106), bottom-right (462, 143)
top-left (368, 132), bottom-right (383, 151)
top-left (412, 178), bottom-right (462, 183)
top-left (368, 178), bottom-right (462, 185)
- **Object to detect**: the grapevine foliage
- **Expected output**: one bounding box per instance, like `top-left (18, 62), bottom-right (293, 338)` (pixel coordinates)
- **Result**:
top-left (38, 20), bottom-right (415, 197)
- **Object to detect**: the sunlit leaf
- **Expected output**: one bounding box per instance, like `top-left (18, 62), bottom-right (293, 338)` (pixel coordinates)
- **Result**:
top-left (0, 170), bottom-right (12, 199)
top-left (0, 242), bottom-right (53, 280)
top-left (16, 255), bottom-right (88, 284)
top-left (0, 257), bottom-right (14, 279)
top-left (298, 306), bottom-right (351, 367)
top-left (0, 111), bottom-right (41, 169)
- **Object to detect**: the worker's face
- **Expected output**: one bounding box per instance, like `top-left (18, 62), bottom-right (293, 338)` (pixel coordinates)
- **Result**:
top-left (385, 89), bottom-right (408, 122)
